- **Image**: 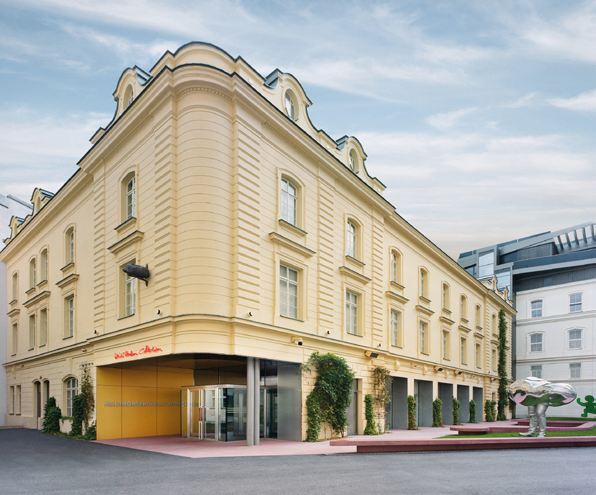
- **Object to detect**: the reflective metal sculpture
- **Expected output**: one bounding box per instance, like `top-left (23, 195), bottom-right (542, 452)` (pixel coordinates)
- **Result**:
top-left (508, 377), bottom-right (577, 437)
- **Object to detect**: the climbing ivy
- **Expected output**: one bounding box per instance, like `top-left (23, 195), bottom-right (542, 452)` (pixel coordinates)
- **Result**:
top-left (70, 395), bottom-right (85, 437)
top-left (485, 399), bottom-right (497, 422)
top-left (302, 352), bottom-right (355, 441)
top-left (79, 365), bottom-right (95, 428)
top-left (452, 397), bottom-right (460, 425)
top-left (432, 398), bottom-right (443, 427)
top-left (41, 397), bottom-right (61, 434)
top-left (407, 395), bottom-right (418, 430)
top-left (364, 394), bottom-right (377, 435)
top-left (497, 309), bottom-right (509, 421)
top-left (371, 366), bottom-right (392, 433)
top-left (469, 400), bottom-right (477, 423)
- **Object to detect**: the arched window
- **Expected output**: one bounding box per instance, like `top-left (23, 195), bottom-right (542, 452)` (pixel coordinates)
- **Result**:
top-left (65, 227), bottom-right (75, 264)
top-left (460, 295), bottom-right (467, 320)
top-left (126, 176), bottom-right (136, 220)
top-left (281, 178), bottom-right (297, 226)
top-left (12, 273), bottom-right (18, 301)
top-left (419, 269), bottom-right (428, 298)
top-left (41, 249), bottom-right (48, 282)
top-left (65, 377), bottom-right (78, 417)
top-left (124, 85), bottom-right (133, 109)
top-left (390, 251), bottom-right (401, 284)
top-left (442, 283), bottom-right (450, 310)
top-left (29, 258), bottom-right (36, 289)
top-left (347, 221), bottom-right (357, 258)
top-left (284, 91), bottom-right (296, 120)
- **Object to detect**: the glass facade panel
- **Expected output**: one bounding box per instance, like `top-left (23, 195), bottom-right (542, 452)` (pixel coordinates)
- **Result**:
top-left (478, 252), bottom-right (494, 278)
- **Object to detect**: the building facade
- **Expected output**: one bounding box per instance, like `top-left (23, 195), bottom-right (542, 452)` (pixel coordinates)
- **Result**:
top-left (2, 43), bottom-right (513, 441)
top-left (458, 223), bottom-right (596, 417)
top-left (1, 193), bottom-right (33, 426)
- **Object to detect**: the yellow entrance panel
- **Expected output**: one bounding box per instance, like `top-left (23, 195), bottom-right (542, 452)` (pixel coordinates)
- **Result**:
top-left (121, 386), bottom-right (157, 438)
top-left (122, 368), bottom-right (157, 388)
top-left (96, 367), bottom-right (123, 441)
top-left (157, 388), bottom-right (183, 435)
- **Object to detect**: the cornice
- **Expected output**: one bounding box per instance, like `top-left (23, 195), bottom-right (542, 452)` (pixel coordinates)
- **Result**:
top-left (416, 305), bottom-right (434, 316)
top-left (458, 324), bottom-right (472, 333)
top-left (339, 266), bottom-right (371, 284)
top-left (268, 232), bottom-right (315, 258)
top-left (23, 290), bottom-right (51, 309)
top-left (439, 316), bottom-right (455, 325)
top-left (386, 291), bottom-right (409, 305)
top-left (7, 308), bottom-right (20, 318)
top-left (107, 230), bottom-right (145, 255)
top-left (56, 273), bottom-right (79, 289)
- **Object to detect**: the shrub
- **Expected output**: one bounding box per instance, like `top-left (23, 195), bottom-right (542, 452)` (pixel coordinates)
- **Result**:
top-left (469, 400), bottom-right (477, 423)
top-left (452, 397), bottom-right (460, 425)
top-left (41, 397), bottom-right (61, 434)
top-left (485, 399), bottom-right (497, 422)
top-left (432, 398), bottom-right (443, 427)
top-left (79, 365), bottom-right (95, 428)
top-left (83, 421), bottom-right (97, 440)
top-left (407, 395), bottom-right (418, 430)
top-left (497, 309), bottom-right (508, 421)
top-left (364, 394), bottom-right (377, 435)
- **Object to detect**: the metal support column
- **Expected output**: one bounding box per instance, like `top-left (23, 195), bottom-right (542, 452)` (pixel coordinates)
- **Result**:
top-left (254, 358), bottom-right (260, 445)
top-left (247, 357), bottom-right (255, 446)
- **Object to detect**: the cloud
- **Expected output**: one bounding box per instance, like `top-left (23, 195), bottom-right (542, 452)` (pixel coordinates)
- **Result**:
top-left (0, 108), bottom-right (111, 200)
top-left (549, 89), bottom-right (596, 111)
top-left (506, 92), bottom-right (537, 108)
top-left (426, 108), bottom-right (477, 131)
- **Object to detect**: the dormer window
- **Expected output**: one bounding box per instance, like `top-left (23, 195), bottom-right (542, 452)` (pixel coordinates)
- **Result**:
top-left (284, 91), bottom-right (296, 121)
top-left (349, 150), bottom-right (357, 172)
top-left (123, 85), bottom-right (134, 110)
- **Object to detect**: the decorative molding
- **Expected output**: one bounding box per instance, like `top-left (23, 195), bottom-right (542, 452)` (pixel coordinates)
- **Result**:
top-left (339, 266), bottom-right (371, 284)
top-left (442, 308), bottom-right (452, 315)
top-left (439, 315), bottom-right (455, 325)
top-left (115, 216), bottom-right (137, 234)
top-left (345, 255), bottom-right (365, 268)
top-left (419, 295), bottom-right (431, 304)
top-left (390, 281), bottom-right (405, 292)
top-left (278, 219), bottom-right (307, 237)
top-left (474, 332), bottom-right (485, 339)
top-left (416, 305), bottom-right (435, 316)
top-left (108, 230), bottom-right (144, 255)
top-left (386, 290), bottom-right (409, 305)
top-left (269, 232), bottom-right (315, 258)
top-left (7, 308), bottom-right (20, 318)
top-left (56, 273), bottom-right (79, 289)
top-left (36, 279), bottom-right (48, 290)
top-left (25, 287), bottom-right (36, 297)
top-left (176, 86), bottom-right (233, 101)
top-left (23, 291), bottom-right (51, 309)
top-left (458, 324), bottom-right (472, 333)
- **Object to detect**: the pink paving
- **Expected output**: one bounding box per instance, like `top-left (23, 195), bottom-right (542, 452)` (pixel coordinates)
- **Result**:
top-left (93, 421), bottom-right (517, 458)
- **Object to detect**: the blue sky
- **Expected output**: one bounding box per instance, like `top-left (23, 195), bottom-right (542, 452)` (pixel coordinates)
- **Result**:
top-left (1, 0), bottom-right (595, 257)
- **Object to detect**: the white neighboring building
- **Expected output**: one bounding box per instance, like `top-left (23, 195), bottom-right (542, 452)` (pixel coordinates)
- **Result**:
top-left (516, 279), bottom-right (594, 417)
top-left (1, 194), bottom-right (33, 426)
top-left (458, 222), bottom-right (596, 419)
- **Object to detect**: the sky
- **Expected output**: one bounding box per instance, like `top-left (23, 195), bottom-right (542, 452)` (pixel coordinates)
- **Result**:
top-left (0, 0), bottom-right (595, 258)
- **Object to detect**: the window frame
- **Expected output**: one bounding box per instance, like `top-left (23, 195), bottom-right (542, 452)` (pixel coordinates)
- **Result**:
top-left (442, 283), bottom-right (450, 311)
top-left (16, 385), bottom-right (21, 415)
top-left (65, 226), bottom-right (75, 265)
top-left (346, 221), bottom-right (357, 259)
top-left (349, 150), bottom-right (358, 172)
top-left (65, 377), bottom-right (78, 417)
top-left (12, 272), bottom-right (18, 301)
top-left (460, 295), bottom-right (467, 321)
top-left (126, 175), bottom-right (136, 221)
top-left (475, 342), bottom-right (482, 369)
top-left (40, 248), bottom-right (48, 282)
top-left (284, 90), bottom-right (297, 121)
top-left (11, 323), bottom-right (18, 355)
top-left (390, 309), bottom-right (401, 347)
top-left (530, 300), bottom-right (543, 318)
top-left (279, 264), bottom-right (299, 320)
top-left (125, 272), bottom-right (137, 318)
top-left (419, 319), bottom-right (429, 354)
top-left (569, 363), bottom-right (581, 379)
top-left (345, 290), bottom-right (359, 336)
top-left (280, 178), bottom-right (298, 227)
top-left (64, 295), bottom-right (75, 338)
top-left (419, 269), bottom-right (429, 299)
top-left (29, 257), bottom-right (36, 289)
top-left (568, 329), bottom-right (583, 350)
top-left (442, 330), bottom-right (450, 360)
top-left (9, 386), bottom-right (14, 414)
top-left (569, 293), bottom-right (582, 313)
top-left (460, 337), bottom-right (467, 365)
top-left (478, 251), bottom-right (494, 278)
top-left (529, 332), bottom-right (544, 353)
top-left (28, 314), bottom-right (35, 350)
top-left (39, 308), bottom-right (48, 347)
top-left (530, 365), bottom-right (542, 379)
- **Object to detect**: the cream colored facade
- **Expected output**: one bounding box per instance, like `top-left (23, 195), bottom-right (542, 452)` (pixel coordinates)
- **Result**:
top-left (2, 42), bottom-right (514, 440)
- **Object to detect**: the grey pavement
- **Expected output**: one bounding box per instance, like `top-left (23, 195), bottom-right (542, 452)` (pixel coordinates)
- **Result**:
top-left (0, 428), bottom-right (594, 495)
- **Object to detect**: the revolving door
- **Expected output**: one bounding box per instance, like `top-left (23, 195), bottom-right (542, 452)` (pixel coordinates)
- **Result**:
top-left (181, 385), bottom-right (277, 442)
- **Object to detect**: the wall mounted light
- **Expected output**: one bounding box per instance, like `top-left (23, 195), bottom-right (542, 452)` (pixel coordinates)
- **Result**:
top-left (291, 337), bottom-right (303, 346)
top-left (434, 366), bottom-right (444, 372)
top-left (364, 351), bottom-right (379, 358)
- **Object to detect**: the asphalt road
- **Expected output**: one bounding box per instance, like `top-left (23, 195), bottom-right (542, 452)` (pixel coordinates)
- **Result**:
top-left (1, 428), bottom-right (594, 495)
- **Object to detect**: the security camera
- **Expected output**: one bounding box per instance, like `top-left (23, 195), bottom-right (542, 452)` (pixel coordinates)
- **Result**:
top-left (291, 337), bottom-right (303, 346)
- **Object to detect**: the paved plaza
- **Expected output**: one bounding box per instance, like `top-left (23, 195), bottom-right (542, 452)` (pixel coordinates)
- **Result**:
top-left (1, 428), bottom-right (595, 495)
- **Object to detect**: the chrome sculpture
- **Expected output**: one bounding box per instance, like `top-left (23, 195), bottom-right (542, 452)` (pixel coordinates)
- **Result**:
top-left (508, 377), bottom-right (577, 437)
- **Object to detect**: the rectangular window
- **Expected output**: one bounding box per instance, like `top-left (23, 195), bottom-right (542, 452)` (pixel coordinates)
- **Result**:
top-left (40, 309), bottom-right (48, 347)
top-left (65, 296), bottom-right (74, 338)
top-left (41, 251), bottom-right (48, 281)
top-left (12, 273), bottom-right (18, 300)
top-left (531, 365), bottom-right (542, 379)
top-left (460, 338), bottom-right (467, 364)
top-left (69, 231), bottom-right (74, 263)
top-left (9, 386), bottom-right (14, 414)
top-left (390, 310), bottom-right (400, 347)
top-left (530, 333), bottom-right (543, 352)
top-left (492, 349), bottom-right (497, 372)
top-left (496, 270), bottom-right (511, 293)
top-left (442, 285), bottom-right (448, 310)
top-left (475, 306), bottom-right (481, 327)
top-left (16, 386), bottom-right (21, 414)
top-left (347, 222), bottom-right (357, 258)
top-left (570, 363), bottom-right (581, 379)
top-left (475, 343), bottom-right (481, 368)
top-left (391, 253), bottom-right (398, 283)
top-left (281, 179), bottom-right (297, 226)
top-left (29, 315), bottom-right (35, 350)
top-left (531, 301), bottom-right (542, 318)
top-left (346, 291), bottom-right (358, 335)
top-left (12, 324), bottom-right (17, 355)
top-left (419, 321), bottom-right (427, 353)
top-left (569, 329), bottom-right (582, 349)
top-left (442, 331), bottom-right (449, 359)
top-left (570, 294), bottom-right (582, 313)
top-left (478, 252), bottom-right (494, 278)
top-left (279, 265), bottom-right (298, 319)
top-left (125, 273), bottom-right (136, 317)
